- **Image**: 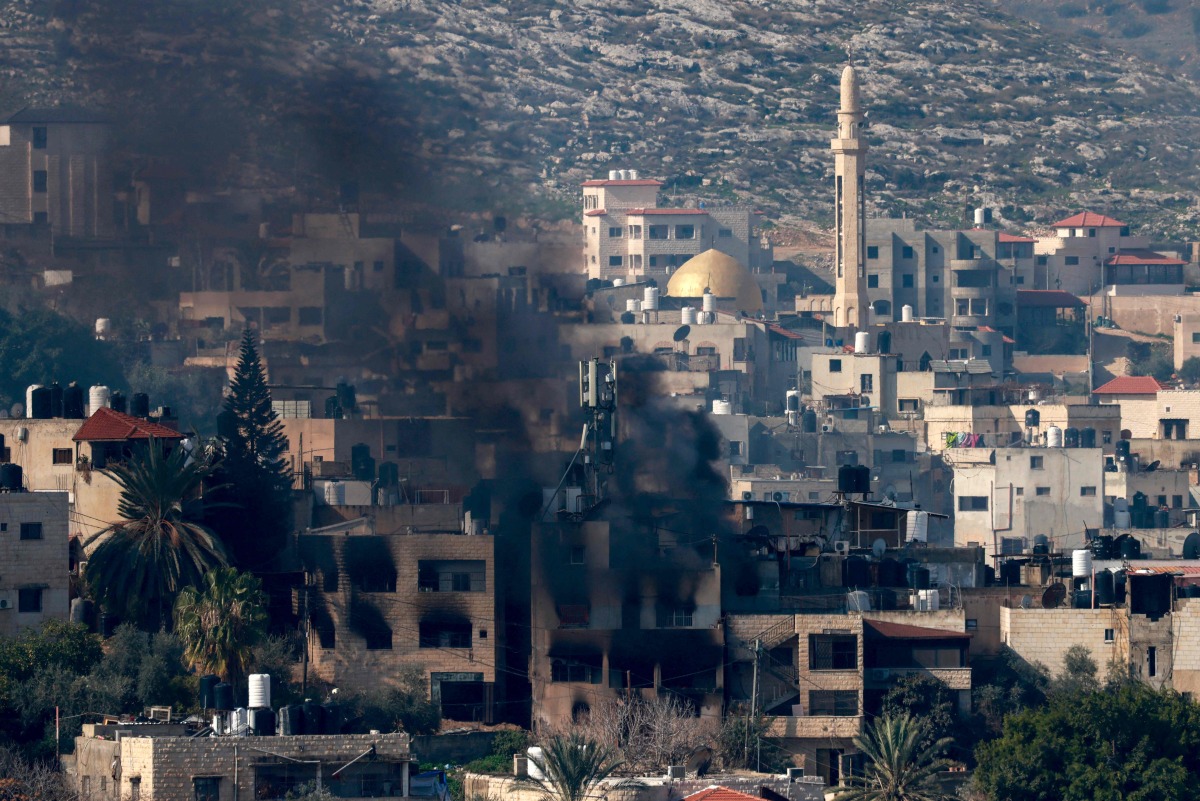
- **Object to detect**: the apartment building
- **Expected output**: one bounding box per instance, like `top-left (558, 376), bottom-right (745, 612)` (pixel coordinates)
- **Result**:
top-left (0, 488), bottom-right (69, 636)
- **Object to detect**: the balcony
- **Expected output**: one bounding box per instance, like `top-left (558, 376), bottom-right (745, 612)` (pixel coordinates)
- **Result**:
top-left (950, 258), bottom-right (998, 271)
top-left (764, 714), bottom-right (863, 739)
top-left (863, 666), bottom-right (971, 691)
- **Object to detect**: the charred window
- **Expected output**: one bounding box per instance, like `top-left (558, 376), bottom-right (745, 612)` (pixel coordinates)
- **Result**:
top-left (810, 634), bottom-right (857, 670)
top-left (419, 621), bottom-right (471, 649)
top-left (809, 690), bottom-right (858, 716)
top-left (32, 127), bottom-right (46, 149)
top-left (418, 560), bottom-right (486, 592)
top-left (551, 656), bottom-right (602, 684)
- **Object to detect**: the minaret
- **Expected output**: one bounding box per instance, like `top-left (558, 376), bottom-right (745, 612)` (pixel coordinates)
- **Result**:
top-left (832, 63), bottom-right (868, 330)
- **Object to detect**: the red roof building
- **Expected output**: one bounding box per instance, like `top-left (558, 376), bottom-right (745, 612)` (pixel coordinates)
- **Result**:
top-left (1093, 376), bottom-right (1165, 395)
top-left (72, 407), bottom-right (183, 442)
top-left (1053, 212), bottom-right (1127, 229)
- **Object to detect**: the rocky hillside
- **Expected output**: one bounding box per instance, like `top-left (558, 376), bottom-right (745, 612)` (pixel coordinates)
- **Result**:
top-left (5, 0), bottom-right (1200, 237)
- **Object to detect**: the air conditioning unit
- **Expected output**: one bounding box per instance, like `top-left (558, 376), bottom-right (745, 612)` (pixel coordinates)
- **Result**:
top-left (16, 427), bottom-right (26, 442)
top-left (834, 541), bottom-right (850, 555)
top-left (741, 491), bottom-right (753, 501)
top-left (772, 491), bottom-right (785, 502)
top-left (0, 598), bottom-right (11, 610)
top-left (821, 424), bottom-right (834, 433)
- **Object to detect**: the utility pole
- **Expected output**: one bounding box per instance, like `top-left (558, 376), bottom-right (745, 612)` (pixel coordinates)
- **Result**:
top-left (750, 638), bottom-right (761, 771)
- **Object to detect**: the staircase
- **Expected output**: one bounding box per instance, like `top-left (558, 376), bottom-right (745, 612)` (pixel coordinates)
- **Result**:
top-left (756, 617), bottom-right (797, 650)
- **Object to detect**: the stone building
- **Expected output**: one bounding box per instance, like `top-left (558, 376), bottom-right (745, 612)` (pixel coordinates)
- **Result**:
top-left (73, 723), bottom-right (413, 801)
top-left (0, 107), bottom-right (115, 238)
top-left (0, 487), bottom-right (69, 636)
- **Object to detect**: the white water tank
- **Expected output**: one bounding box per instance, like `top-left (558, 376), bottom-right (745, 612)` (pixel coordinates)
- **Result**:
top-left (95, 318), bottom-right (112, 339)
top-left (612, 278), bottom-right (625, 287)
top-left (901, 304), bottom-right (913, 322)
top-left (854, 331), bottom-right (870, 353)
top-left (847, 590), bottom-right (871, 612)
top-left (25, 384), bottom-right (41, 419)
top-left (1046, 426), bottom-right (1063, 448)
top-left (916, 589), bottom-right (940, 611)
top-left (248, 674), bottom-right (271, 709)
top-left (681, 306), bottom-right (698, 325)
top-left (323, 481), bottom-right (345, 506)
top-left (702, 291), bottom-right (716, 313)
top-left (643, 286), bottom-right (660, 310)
top-left (974, 208), bottom-right (986, 226)
top-left (1114, 498), bottom-right (1131, 529)
top-left (88, 385), bottom-right (111, 416)
top-left (712, 399), bottom-right (732, 415)
top-left (617, 169), bottom-right (629, 180)
top-left (527, 747), bottom-right (546, 781)
top-left (628, 169), bottom-right (639, 180)
top-left (626, 298), bottom-right (639, 313)
top-left (1072, 549), bottom-right (1093, 578)
top-left (905, 511), bottom-right (929, 543)
top-left (608, 170), bottom-right (619, 180)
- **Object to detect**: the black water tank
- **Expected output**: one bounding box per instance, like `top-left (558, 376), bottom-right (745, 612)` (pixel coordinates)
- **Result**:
top-left (911, 566), bottom-right (931, 590)
top-left (378, 462), bottom-right (399, 487)
top-left (1000, 560), bottom-right (1023, 586)
top-left (323, 704), bottom-right (344, 735)
top-left (130, 393), bottom-right (150, 418)
top-left (844, 556), bottom-right (870, 588)
top-left (1064, 427), bottom-right (1080, 448)
top-left (1155, 508), bottom-right (1170, 529)
top-left (213, 682), bottom-right (234, 712)
top-left (1115, 570), bottom-right (1127, 604)
top-left (1025, 409), bottom-right (1040, 428)
top-left (99, 612), bottom-right (119, 638)
top-left (620, 311), bottom-right (635, 324)
top-left (838, 464), bottom-right (859, 494)
top-left (1129, 572), bottom-right (1172, 619)
top-left (302, 702), bottom-right (324, 735)
top-left (1095, 570), bottom-right (1116, 606)
top-left (1080, 428), bottom-right (1097, 448)
top-left (801, 409), bottom-right (818, 433)
top-left (1120, 536), bottom-right (1142, 560)
top-left (63, 382), bottom-right (85, 419)
top-left (30, 387), bottom-right (52, 419)
top-left (1073, 590), bottom-right (1093, 609)
top-left (199, 675), bottom-right (220, 709)
top-left (0, 463), bottom-right (23, 491)
top-left (351, 443), bottom-right (375, 482)
top-left (1091, 535), bottom-right (1115, 560)
top-left (279, 705), bottom-right (304, 736)
top-left (251, 708), bottom-right (276, 736)
top-left (336, 382), bottom-right (357, 414)
top-left (879, 558), bottom-right (905, 587)
top-left (109, 391), bottom-right (127, 414)
top-left (1116, 440), bottom-right (1131, 461)
top-left (48, 382), bottom-right (63, 418)
top-left (1187, 584), bottom-right (1200, 599)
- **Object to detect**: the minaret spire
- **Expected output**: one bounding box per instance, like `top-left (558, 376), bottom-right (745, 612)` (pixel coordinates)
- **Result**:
top-left (832, 62), bottom-right (868, 330)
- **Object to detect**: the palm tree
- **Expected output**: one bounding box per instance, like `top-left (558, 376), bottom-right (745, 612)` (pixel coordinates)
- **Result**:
top-left (174, 567), bottom-right (268, 685)
top-left (516, 734), bottom-right (632, 801)
top-left (84, 440), bottom-right (229, 629)
top-left (831, 713), bottom-right (953, 801)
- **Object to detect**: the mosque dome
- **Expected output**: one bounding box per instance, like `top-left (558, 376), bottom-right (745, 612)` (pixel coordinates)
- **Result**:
top-left (665, 249), bottom-right (764, 314)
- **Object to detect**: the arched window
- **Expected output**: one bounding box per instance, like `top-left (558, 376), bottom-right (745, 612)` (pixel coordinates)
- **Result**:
top-left (873, 299), bottom-right (892, 317)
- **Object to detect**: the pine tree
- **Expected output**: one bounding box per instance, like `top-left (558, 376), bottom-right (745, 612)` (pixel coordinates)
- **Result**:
top-left (208, 329), bottom-right (293, 570)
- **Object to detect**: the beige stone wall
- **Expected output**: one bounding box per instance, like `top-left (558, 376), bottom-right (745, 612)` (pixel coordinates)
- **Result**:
top-left (1001, 607), bottom-right (1128, 676)
top-left (1170, 599), bottom-right (1200, 694)
top-left (0, 491), bottom-right (69, 636)
top-left (1098, 396), bottom-right (1158, 439)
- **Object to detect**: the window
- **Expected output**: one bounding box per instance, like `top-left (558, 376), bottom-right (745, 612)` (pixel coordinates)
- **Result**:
top-left (1001, 537), bottom-right (1025, 555)
top-left (194, 777), bottom-right (220, 801)
top-left (419, 621), bottom-right (470, 649)
top-left (1174, 495), bottom-right (1184, 509)
top-left (628, 225), bottom-right (642, 239)
top-left (32, 127), bottom-right (46, 149)
top-left (608, 255), bottom-right (622, 267)
top-left (664, 607), bottom-right (693, 627)
top-left (569, 546), bottom-right (585, 565)
top-left (584, 194), bottom-right (598, 210)
top-left (810, 634), bottom-right (857, 670)
top-left (1193, 333), bottom-right (1200, 344)
top-left (551, 658), bottom-right (602, 683)
top-left (829, 359), bottom-right (842, 373)
top-left (648, 225), bottom-right (668, 240)
top-left (718, 228), bottom-right (733, 238)
top-left (1104, 628), bottom-right (1114, 643)
top-left (19, 523), bottom-right (42, 540)
top-left (898, 399), bottom-right (919, 413)
top-left (1030, 455), bottom-right (1044, 470)
top-left (728, 440), bottom-right (742, 457)
top-left (1015, 487), bottom-right (1024, 496)
top-left (33, 211), bottom-right (47, 224)
top-left (372, 260), bottom-right (384, 273)
top-left (298, 307), bottom-right (323, 326)
top-left (33, 170), bottom-right (46, 193)
top-left (1088, 228), bottom-right (1096, 238)
top-left (608, 226), bottom-right (622, 238)
top-left (808, 690), bottom-right (858, 716)
top-left (867, 274), bottom-right (878, 288)
top-left (674, 224), bottom-right (695, 239)
top-left (902, 274), bottom-right (913, 288)
top-left (18, 588), bottom-right (42, 613)
top-left (263, 307), bottom-right (290, 325)
top-left (1148, 646), bottom-right (1157, 677)
top-left (130, 778), bottom-right (141, 801)
top-left (1036, 255), bottom-right (1048, 266)
top-left (1036, 487), bottom-right (1050, 496)
top-left (931, 274), bottom-right (939, 283)
top-left (866, 246), bottom-right (879, 259)
top-left (1065, 256), bottom-right (1079, 266)
top-left (1016, 276), bottom-right (1025, 284)
top-left (966, 619), bottom-right (979, 630)
top-left (860, 374), bottom-right (873, 392)
top-left (52, 448), bottom-right (72, 465)
top-left (958, 496), bottom-right (989, 511)
top-left (1081, 486), bottom-right (1097, 497)
top-left (418, 561), bottom-right (486, 592)
top-left (902, 246), bottom-right (914, 259)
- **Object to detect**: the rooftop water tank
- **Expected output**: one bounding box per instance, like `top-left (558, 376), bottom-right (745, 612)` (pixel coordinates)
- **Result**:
top-left (847, 590), bottom-right (871, 612)
top-left (323, 481), bottom-right (345, 506)
top-left (527, 747), bottom-right (546, 781)
top-left (95, 318), bottom-right (112, 338)
top-left (608, 170), bottom-right (619, 180)
top-left (681, 306), bottom-right (698, 325)
top-left (626, 298), bottom-right (640, 313)
top-left (905, 511), bottom-right (929, 543)
top-left (901, 304), bottom-right (913, 322)
top-left (916, 589), bottom-right (940, 611)
top-left (1072, 549), bottom-right (1093, 578)
top-left (88, 385), bottom-right (111, 416)
top-left (702, 292), bottom-right (716, 313)
top-left (628, 169), bottom-right (639, 180)
top-left (130, 393), bottom-right (150, 418)
top-left (854, 331), bottom-right (870, 353)
top-left (248, 674), bottom-right (271, 709)
top-left (643, 286), bottom-right (660, 310)
top-left (63, 383), bottom-right (84, 419)
top-left (1046, 425), bottom-right (1063, 448)
top-left (24, 385), bottom-right (42, 419)
top-left (786, 390), bottom-right (801, 412)
top-left (612, 278), bottom-right (625, 287)
top-left (712, 399), bottom-right (732, 415)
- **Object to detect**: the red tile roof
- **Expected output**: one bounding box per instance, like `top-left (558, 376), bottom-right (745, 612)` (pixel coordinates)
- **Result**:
top-left (624, 208), bottom-right (709, 216)
top-left (1105, 249), bottom-right (1186, 266)
top-left (72, 407), bottom-right (184, 442)
top-left (998, 232), bottom-right (1035, 243)
top-left (1093, 376), bottom-right (1166, 395)
top-left (1053, 211), bottom-right (1126, 228)
top-left (684, 788), bottom-right (763, 801)
top-left (1017, 289), bottom-right (1087, 308)
top-left (864, 620), bottom-right (970, 640)
top-left (583, 209), bottom-right (606, 217)
top-left (581, 179), bottom-right (663, 187)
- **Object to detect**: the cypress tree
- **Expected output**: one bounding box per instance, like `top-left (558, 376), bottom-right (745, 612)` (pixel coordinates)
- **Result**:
top-left (209, 329), bottom-right (292, 569)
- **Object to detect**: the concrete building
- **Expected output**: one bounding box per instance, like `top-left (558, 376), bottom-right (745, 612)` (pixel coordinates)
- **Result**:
top-left (0, 488), bottom-right (69, 636)
top-left (1034, 212), bottom-right (1145, 297)
top-left (1093, 376), bottom-right (1166, 439)
top-left (923, 402), bottom-right (1122, 454)
top-left (580, 173), bottom-right (770, 284)
top-left (0, 107), bottom-right (115, 239)
top-left (945, 445), bottom-right (1105, 557)
top-left (73, 723), bottom-right (413, 801)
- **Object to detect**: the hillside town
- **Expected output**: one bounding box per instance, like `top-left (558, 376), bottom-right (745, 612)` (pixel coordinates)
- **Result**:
top-left (6, 35), bottom-right (1200, 801)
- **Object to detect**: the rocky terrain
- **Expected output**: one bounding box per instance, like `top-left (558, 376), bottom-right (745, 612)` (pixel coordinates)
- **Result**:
top-left (4, 0), bottom-right (1200, 236)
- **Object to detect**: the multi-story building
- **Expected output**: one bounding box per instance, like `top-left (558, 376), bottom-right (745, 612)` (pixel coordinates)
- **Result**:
top-left (580, 172), bottom-right (771, 284)
top-left (0, 107), bottom-right (115, 239)
top-left (0, 486), bottom-right (69, 636)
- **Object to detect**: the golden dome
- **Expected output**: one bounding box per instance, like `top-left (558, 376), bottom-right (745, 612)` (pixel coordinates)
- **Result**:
top-left (665, 249), bottom-right (764, 313)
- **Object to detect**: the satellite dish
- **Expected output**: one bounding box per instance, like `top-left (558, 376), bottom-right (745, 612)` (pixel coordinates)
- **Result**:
top-left (1184, 532), bottom-right (1200, 560)
top-left (872, 538), bottom-right (887, 559)
top-left (1020, 594), bottom-right (1033, 609)
top-left (1144, 460), bottom-right (1160, 473)
top-left (1042, 583), bottom-right (1067, 609)
top-left (673, 325), bottom-right (692, 342)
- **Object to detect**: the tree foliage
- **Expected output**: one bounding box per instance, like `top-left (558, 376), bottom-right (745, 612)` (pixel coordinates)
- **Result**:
top-left (973, 683), bottom-right (1200, 801)
top-left (173, 567), bottom-right (268, 686)
top-left (208, 329), bottom-right (292, 569)
top-left (84, 441), bottom-right (229, 630)
top-left (0, 307), bottom-right (124, 414)
top-left (343, 666), bottom-right (440, 736)
top-left (832, 712), bottom-right (953, 801)
top-left (881, 675), bottom-right (959, 757)
top-left (1179, 356), bottom-right (1200, 385)
top-left (518, 734), bottom-right (630, 801)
